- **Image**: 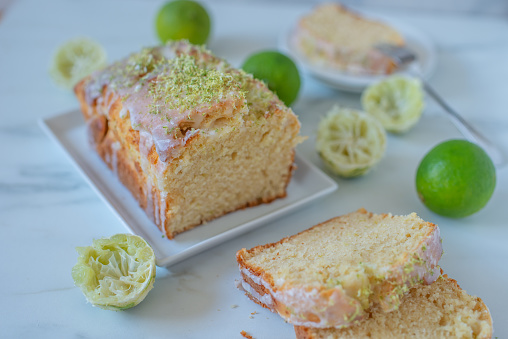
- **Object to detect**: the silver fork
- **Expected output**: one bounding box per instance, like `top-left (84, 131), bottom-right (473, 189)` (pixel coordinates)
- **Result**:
top-left (376, 43), bottom-right (506, 167)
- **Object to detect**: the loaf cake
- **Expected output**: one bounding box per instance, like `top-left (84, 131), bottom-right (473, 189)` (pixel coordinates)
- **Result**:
top-left (236, 208), bottom-right (443, 328)
top-left (291, 3), bottom-right (404, 75)
top-left (294, 273), bottom-right (493, 338)
top-left (74, 41), bottom-right (302, 239)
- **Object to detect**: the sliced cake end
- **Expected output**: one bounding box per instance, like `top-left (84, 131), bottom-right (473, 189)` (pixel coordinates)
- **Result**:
top-left (236, 208), bottom-right (443, 328)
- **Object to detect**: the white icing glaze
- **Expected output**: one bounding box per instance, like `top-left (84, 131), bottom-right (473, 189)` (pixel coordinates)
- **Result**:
top-left (159, 194), bottom-right (168, 237)
top-left (145, 179), bottom-right (154, 224)
top-left (110, 141), bottom-right (121, 175)
top-left (238, 225), bottom-right (443, 328)
top-left (236, 278), bottom-right (275, 308)
top-left (153, 188), bottom-right (160, 226)
top-left (370, 224), bottom-right (443, 311)
top-left (119, 107), bottom-right (128, 119)
top-left (239, 267), bottom-right (364, 328)
top-left (104, 152), bottom-right (111, 167)
top-left (83, 41), bottom-right (262, 164)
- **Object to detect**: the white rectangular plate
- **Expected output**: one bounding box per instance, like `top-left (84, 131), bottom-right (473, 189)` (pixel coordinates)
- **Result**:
top-left (40, 110), bottom-right (338, 266)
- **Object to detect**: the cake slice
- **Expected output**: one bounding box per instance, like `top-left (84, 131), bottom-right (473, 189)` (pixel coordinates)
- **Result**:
top-left (291, 3), bottom-right (404, 75)
top-left (74, 41), bottom-right (302, 239)
top-left (236, 208), bottom-right (442, 328)
top-left (294, 274), bottom-right (493, 338)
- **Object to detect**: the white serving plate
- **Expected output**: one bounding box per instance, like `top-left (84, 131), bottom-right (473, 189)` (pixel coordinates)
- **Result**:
top-left (280, 16), bottom-right (437, 92)
top-left (39, 110), bottom-right (338, 267)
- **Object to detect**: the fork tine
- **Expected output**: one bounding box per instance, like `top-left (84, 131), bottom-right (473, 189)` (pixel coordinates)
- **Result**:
top-left (375, 44), bottom-right (506, 167)
top-left (375, 43), bottom-right (417, 67)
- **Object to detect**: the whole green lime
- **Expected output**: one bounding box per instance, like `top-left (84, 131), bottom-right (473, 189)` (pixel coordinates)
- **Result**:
top-left (242, 51), bottom-right (300, 106)
top-left (416, 139), bottom-right (496, 218)
top-left (155, 0), bottom-right (211, 45)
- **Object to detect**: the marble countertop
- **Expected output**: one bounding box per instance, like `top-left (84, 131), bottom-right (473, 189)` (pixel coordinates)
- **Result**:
top-left (1, 0), bottom-right (507, 338)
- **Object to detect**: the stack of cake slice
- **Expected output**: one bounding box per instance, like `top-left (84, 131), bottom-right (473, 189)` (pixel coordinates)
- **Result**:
top-left (236, 208), bottom-right (493, 338)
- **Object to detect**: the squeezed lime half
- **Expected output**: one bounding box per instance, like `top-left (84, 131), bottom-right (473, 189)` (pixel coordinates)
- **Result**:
top-left (71, 234), bottom-right (156, 311)
top-left (316, 106), bottom-right (387, 178)
top-left (362, 75), bottom-right (424, 133)
top-left (50, 37), bottom-right (107, 89)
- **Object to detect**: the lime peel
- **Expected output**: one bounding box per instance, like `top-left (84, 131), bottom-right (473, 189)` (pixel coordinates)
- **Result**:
top-left (316, 106), bottom-right (387, 178)
top-left (242, 51), bottom-right (300, 106)
top-left (155, 0), bottom-right (211, 45)
top-left (50, 37), bottom-right (107, 90)
top-left (362, 75), bottom-right (424, 133)
top-left (416, 139), bottom-right (496, 218)
top-left (72, 234), bottom-right (156, 311)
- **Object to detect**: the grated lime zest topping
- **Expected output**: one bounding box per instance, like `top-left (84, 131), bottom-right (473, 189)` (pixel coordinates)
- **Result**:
top-left (86, 42), bottom-right (281, 127)
top-left (148, 54), bottom-right (246, 114)
top-left (99, 45), bottom-right (250, 115)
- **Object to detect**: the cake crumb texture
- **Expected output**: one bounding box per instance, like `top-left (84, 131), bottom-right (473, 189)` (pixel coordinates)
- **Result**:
top-left (236, 209), bottom-right (443, 328)
top-left (295, 274), bottom-right (493, 339)
top-left (75, 40), bottom-right (302, 238)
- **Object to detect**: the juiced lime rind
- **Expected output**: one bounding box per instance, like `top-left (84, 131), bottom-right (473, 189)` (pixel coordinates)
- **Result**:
top-left (316, 106), bottom-right (387, 178)
top-left (416, 139), bottom-right (496, 218)
top-left (71, 234), bottom-right (156, 311)
top-left (50, 37), bottom-right (107, 90)
top-left (362, 75), bottom-right (424, 133)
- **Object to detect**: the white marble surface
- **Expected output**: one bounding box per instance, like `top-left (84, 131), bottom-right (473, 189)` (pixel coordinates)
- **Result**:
top-left (1, 0), bottom-right (507, 338)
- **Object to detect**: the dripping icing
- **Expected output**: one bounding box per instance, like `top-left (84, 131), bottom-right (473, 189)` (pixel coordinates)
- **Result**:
top-left (82, 41), bottom-right (279, 163)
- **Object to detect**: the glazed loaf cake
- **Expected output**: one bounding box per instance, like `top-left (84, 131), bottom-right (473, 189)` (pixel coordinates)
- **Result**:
top-left (295, 274), bottom-right (493, 339)
top-left (236, 209), bottom-right (442, 328)
top-left (291, 3), bottom-right (404, 75)
top-left (75, 41), bottom-right (302, 239)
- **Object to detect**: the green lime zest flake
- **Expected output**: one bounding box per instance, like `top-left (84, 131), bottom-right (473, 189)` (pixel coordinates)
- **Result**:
top-left (125, 47), bottom-right (162, 76)
top-left (94, 44), bottom-right (253, 117)
top-left (148, 54), bottom-right (245, 114)
top-left (88, 46), bottom-right (164, 94)
top-left (85, 41), bottom-right (284, 139)
top-left (325, 277), bottom-right (342, 287)
top-left (71, 234), bottom-right (156, 311)
top-left (346, 303), bottom-right (364, 322)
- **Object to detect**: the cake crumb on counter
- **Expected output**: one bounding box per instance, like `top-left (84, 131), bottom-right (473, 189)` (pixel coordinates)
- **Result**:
top-left (240, 330), bottom-right (254, 339)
